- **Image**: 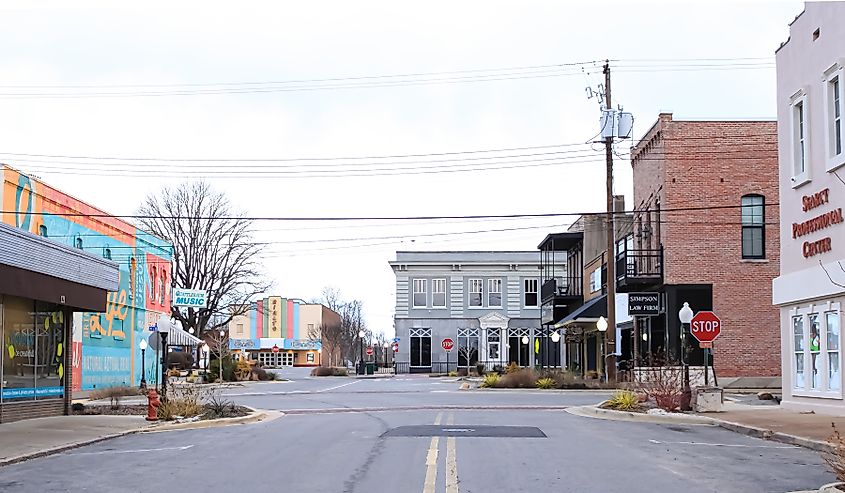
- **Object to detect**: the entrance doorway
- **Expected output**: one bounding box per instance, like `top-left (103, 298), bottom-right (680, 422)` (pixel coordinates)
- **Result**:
top-left (282, 352), bottom-right (294, 366)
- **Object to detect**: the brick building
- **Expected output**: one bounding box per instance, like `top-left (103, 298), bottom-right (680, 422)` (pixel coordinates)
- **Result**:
top-left (626, 113), bottom-right (780, 384)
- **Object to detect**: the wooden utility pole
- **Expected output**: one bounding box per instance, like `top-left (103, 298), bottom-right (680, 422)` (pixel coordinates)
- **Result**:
top-left (603, 61), bottom-right (617, 383)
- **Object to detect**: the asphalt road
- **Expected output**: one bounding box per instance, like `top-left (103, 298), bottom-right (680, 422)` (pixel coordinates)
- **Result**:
top-left (0, 369), bottom-right (834, 493)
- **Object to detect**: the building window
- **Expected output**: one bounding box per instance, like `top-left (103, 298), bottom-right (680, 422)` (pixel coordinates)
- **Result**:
top-left (159, 271), bottom-right (167, 305)
top-left (791, 94), bottom-right (809, 184)
top-left (432, 279), bottom-right (446, 308)
top-left (236, 323), bottom-right (245, 337)
top-left (38, 225), bottom-right (47, 237)
top-left (412, 279), bottom-right (427, 308)
top-left (793, 315), bottom-right (805, 389)
top-left (103, 247), bottom-right (112, 260)
top-left (410, 328), bottom-right (432, 367)
top-left (826, 66), bottom-right (845, 170)
top-left (589, 269), bottom-right (601, 293)
top-left (524, 279), bottom-right (538, 307)
top-left (793, 308), bottom-right (842, 395)
top-left (741, 195), bottom-right (765, 259)
top-left (457, 328), bottom-right (479, 367)
top-left (150, 267), bottom-right (157, 301)
top-left (75, 237), bottom-right (83, 249)
top-left (488, 279), bottom-right (502, 307)
top-left (468, 279), bottom-right (483, 307)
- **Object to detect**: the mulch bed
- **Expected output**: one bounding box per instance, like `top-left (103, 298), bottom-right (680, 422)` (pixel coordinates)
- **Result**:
top-left (72, 404), bottom-right (252, 420)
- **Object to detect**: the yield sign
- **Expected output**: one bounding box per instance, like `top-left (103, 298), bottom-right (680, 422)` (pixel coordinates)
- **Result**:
top-left (690, 311), bottom-right (721, 343)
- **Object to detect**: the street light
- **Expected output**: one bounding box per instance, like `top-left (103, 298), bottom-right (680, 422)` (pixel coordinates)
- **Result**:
top-left (219, 330), bottom-right (226, 383)
top-left (596, 316), bottom-right (609, 380)
top-left (157, 316), bottom-right (171, 399)
top-left (678, 302), bottom-right (694, 411)
top-left (358, 329), bottom-right (366, 375)
top-left (139, 338), bottom-right (148, 390)
top-left (596, 316), bottom-right (608, 333)
top-left (550, 330), bottom-right (560, 368)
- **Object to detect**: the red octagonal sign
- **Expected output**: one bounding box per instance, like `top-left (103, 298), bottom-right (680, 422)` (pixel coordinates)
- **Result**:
top-left (442, 338), bottom-right (454, 352)
top-left (690, 311), bottom-right (721, 343)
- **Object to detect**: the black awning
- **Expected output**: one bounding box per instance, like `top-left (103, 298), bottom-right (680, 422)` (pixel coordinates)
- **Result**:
top-left (537, 232), bottom-right (583, 251)
top-left (556, 294), bottom-right (607, 327)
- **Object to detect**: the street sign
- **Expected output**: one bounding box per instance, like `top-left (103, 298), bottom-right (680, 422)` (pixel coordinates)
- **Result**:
top-left (442, 338), bottom-right (454, 352)
top-left (628, 293), bottom-right (660, 315)
top-left (173, 288), bottom-right (208, 308)
top-left (148, 324), bottom-right (157, 332)
top-left (393, 337), bottom-right (400, 343)
top-left (366, 346), bottom-right (374, 356)
top-left (690, 311), bottom-right (721, 343)
top-left (699, 341), bottom-right (713, 349)
top-left (272, 345), bottom-right (280, 353)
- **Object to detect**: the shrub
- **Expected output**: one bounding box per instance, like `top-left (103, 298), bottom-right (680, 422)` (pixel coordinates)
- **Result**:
top-left (157, 385), bottom-right (206, 420)
top-left (605, 390), bottom-right (640, 411)
top-left (475, 363), bottom-right (485, 376)
top-left (825, 423), bottom-right (845, 484)
top-left (234, 359), bottom-right (252, 381)
top-left (166, 351), bottom-right (194, 370)
top-left (480, 373), bottom-right (500, 388)
top-left (636, 366), bottom-right (685, 412)
top-left (457, 368), bottom-right (468, 377)
top-left (506, 362), bottom-right (519, 374)
top-left (168, 368), bottom-right (182, 377)
top-left (253, 367), bottom-right (271, 381)
top-left (332, 367), bottom-right (348, 376)
top-left (205, 395), bottom-right (239, 419)
top-left (497, 368), bottom-right (537, 388)
top-left (208, 356), bottom-right (236, 382)
top-left (311, 366), bottom-right (333, 376)
top-left (89, 385), bottom-right (141, 410)
top-left (536, 377), bottom-right (555, 389)
top-left (448, 371), bottom-right (458, 377)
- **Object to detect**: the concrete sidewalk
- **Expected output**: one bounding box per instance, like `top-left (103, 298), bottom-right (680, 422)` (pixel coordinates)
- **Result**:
top-left (706, 402), bottom-right (845, 452)
top-left (0, 415), bottom-right (150, 466)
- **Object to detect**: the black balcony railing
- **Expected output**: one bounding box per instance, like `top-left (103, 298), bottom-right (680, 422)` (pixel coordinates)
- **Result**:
top-left (541, 277), bottom-right (583, 302)
top-left (615, 247), bottom-right (663, 290)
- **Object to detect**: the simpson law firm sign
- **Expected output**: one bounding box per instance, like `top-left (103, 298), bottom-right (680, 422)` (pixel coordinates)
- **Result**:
top-left (173, 288), bottom-right (208, 308)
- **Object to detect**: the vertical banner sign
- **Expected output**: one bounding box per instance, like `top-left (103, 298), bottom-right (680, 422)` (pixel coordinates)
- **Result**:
top-left (269, 297), bottom-right (282, 338)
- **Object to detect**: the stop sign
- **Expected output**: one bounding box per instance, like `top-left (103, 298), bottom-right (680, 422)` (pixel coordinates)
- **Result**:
top-left (366, 346), bottom-right (374, 356)
top-left (442, 338), bottom-right (454, 352)
top-left (690, 311), bottom-right (721, 343)
top-left (272, 344), bottom-right (280, 353)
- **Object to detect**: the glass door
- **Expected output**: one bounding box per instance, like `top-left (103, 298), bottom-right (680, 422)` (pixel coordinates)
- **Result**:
top-left (282, 352), bottom-right (294, 366)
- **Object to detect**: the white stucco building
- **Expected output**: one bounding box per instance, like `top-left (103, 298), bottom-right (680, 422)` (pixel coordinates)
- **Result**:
top-left (773, 2), bottom-right (845, 415)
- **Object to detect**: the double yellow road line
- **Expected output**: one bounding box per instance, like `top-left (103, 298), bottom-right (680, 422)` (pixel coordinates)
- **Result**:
top-left (422, 412), bottom-right (459, 493)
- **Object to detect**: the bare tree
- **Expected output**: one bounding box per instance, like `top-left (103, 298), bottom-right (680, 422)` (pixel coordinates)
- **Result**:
top-left (310, 322), bottom-right (343, 367)
top-left (206, 330), bottom-right (231, 383)
top-left (137, 181), bottom-right (271, 337)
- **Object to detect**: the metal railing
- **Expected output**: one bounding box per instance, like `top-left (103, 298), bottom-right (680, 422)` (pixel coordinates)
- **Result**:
top-left (541, 277), bottom-right (582, 302)
top-left (615, 247), bottom-right (663, 283)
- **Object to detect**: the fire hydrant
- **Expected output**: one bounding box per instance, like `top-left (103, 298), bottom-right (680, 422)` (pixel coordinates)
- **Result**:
top-left (146, 389), bottom-right (161, 421)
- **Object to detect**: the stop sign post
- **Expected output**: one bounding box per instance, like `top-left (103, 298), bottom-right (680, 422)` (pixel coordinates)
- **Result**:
top-left (690, 311), bottom-right (721, 387)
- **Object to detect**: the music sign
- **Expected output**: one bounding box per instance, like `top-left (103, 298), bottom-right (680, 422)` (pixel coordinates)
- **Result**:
top-left (173, 288), bottom-right (207, 308)
top-left (628, 293), bottom-right (660, 316)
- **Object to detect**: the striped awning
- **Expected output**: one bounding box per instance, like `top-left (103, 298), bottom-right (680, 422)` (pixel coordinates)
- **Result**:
top-left (164, 322), bottom-right (202, 347)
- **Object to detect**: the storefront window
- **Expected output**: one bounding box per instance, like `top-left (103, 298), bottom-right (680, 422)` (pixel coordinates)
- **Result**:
top-left (828, 312), bottom-right (841, 391)
top-left (793, 316), bottom-right (804, 389)
top-left (1, 296), bottom-right (64, 401)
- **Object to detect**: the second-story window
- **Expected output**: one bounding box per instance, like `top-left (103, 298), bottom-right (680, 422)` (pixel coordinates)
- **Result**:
top-left (103, 247), bottom-right (112, 260)
top-left (832, 75), bottom-right (842, 157)
top-left (524, 279), bottom-right (538, 307)
top-left (741, 194), bottom-right (765, 259)
top-left (432, 279), bottom-right (446, 308)
top-left (468, 279), bottom-right (483, 307)
top-left (488, 279), bottom-right (502, 307)
top-left (38, 225), bottom-right (48, 237)
top-left (792, 95), bottom-right (808, 181)
top-left (159, 270), bottom-right (167, 305)
top-left (75, 237), bottom-right (83, 249)
top-left (150, 267), bottom-right (157, 301)
top-left (413, 279), bottom-right (427, 308)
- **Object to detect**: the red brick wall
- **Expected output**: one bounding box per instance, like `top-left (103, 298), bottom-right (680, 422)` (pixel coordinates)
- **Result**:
top-left (631, 114), bottom-right (781, 377)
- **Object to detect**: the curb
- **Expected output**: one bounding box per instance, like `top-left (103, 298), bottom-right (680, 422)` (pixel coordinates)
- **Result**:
top-left (0, 428), bottom-right (145, 467)
top-left (144, 409), bottom-right (273, 432)
top-left (714, 419), bottom-right (832, 454)
top-left (353, 374), bottom-right (395, 379)
top-left (566, 405), bottom-right (717, 425)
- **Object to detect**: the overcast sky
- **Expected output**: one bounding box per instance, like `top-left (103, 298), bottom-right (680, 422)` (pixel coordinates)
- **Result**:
top-left (0, 0), bottom-right (803, 335)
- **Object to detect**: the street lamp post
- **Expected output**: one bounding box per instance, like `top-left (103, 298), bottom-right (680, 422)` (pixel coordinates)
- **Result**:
top-left (551, 330), bottom-right (560, 369)
top-left (139, 338), bottom-right (148, 390)
top-left (157, 316), bottom-right (171, 400)
top-left (678, 302), bottom-right (694, 411)
top-left (219, 330), bottom-right (226, 383)
top-left (383, 342), bottom-right (390, 368)
top-left (597, 316), bottom-right (608, 381)
top-left (357, 330), bottom-right (366, 375)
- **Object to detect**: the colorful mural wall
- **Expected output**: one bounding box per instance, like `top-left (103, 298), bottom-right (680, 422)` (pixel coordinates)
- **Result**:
top-left (1, 165), bottom-right (172, 390)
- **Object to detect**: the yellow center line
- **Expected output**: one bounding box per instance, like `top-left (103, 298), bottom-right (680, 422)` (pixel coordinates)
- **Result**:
top-left (446, 413), bottom-right (459, 493)
top-left (422, 412), bottom-right (443, 493)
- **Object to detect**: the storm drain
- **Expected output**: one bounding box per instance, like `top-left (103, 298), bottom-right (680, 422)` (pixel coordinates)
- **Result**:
top-left (381, 425), bottom-right (546, 438)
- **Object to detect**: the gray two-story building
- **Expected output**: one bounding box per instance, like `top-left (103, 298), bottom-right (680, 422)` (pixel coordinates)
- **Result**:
top-left (390, 251), bottom-right (553, 373)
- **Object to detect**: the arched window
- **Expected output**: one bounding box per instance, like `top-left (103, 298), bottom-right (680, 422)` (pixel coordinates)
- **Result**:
top-left (159, 270), bottom-right (166, 305)
top-left (150, 267), bottom-right (157, 301)
top-left (38, 225), bottom-right (48, 237)
top-left (741, 194), bottom-right (765, 259)
top-left (75, 237), bottom-right (83, 249)
top-left (103, 247), bottom-right (112, 260)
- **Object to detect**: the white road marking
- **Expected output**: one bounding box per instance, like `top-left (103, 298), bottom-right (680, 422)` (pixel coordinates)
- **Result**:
top-left (648, 439), bottom-right (796, 449)
top-left (70, 445), bottom-right (194, 456)
top-left (442, 428), bottom-right (474, 433)
top-left (430, 390), bottom-right (450, 393)
top-left (422, 412), bottom-right (443, 493)
top-left (446, 414), bottom-right (459, 493)
top-left (316, 380), bottom-right (360, 393)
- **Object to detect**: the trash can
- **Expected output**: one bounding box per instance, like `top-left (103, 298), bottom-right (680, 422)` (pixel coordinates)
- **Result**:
top-left (365, 362), bottom-right (375, 375)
